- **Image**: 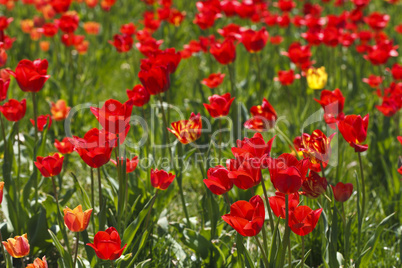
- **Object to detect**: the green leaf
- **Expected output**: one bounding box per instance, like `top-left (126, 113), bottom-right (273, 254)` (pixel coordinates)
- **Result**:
top-left (48, 229), bottom-right (73, 268)
top-left (71, 172), bottom-right (92, 209)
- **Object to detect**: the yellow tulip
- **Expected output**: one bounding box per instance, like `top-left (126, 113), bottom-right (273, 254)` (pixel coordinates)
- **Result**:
top-left (306, 67), bottom-right (328, 90)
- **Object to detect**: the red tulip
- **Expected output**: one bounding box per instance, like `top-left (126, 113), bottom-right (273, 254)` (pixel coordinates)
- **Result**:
top-left (90, 99), bottom-right (134, 135)
top-left (288, 206), bottom-right (322, 236)
top-left (110, 156), bottom-right (139, 173)
top-left (126, 85), bottom-right (150, 107)
top-left (364, 40), bottom-right (398, 65)
top-left (301, 130), bottom-right (335, 166)
top-left (204, 165), bottom-right (233, 195)
top-left (0, 78), bottom-right (10, 102)
top-left (244, 98), bottom-right (277, 132)
top-left (30, 114), bottom-right (52, 132)
top-left (338, 114), bottom-right (369, 152)
top-left (167, 112), bottom-right (202, 144)
top-left (150, 168), bottom-right (175, 190)
top-left (362, 75), bottom-right (383, 88)
top-left (194, 11), bottom-right (221, 30)
top-left (201, 73), bottom-right (225, 88)
top-left (301, 171), bottom-right (328, 199)
top-left (38, 23), bottom-right (59, 37)
top-left (136, 38), bottom-right (163, 57)
top-left (281, 42), bottom-right (312, 70)
top-left (227, 157), bottom-right (262, 190)
top-left (210, 39), bottom-right (236, 65)
top-left (267, 153), bottom-right (309, 195)
top-left (203, 93), bottom-right (235, 118)
top-left (232, 132), bottom-right (275, 163)
top-left (376, 98), bottom-right (399, 117)
top-left (269, 191), bottom-right (299, 219)
top-left (240, 27), bottom-right (269, 53)
top-left (364, 12), bottom-right (389, 31)
top-left (120, 23), bottom-right (136, 35)
top-left (0, 99), bottom-right (26, 122)
top-left (331, 182), bottom-right (353, 202)
top-left (54, 137), bottom-right (74, 154)
top-left (150, 48), bottom-right (181, 73)
top-left (391, 63), bottom-right (402, 80)
top-left (73, 128), bottom-right (115, 168)
top-left (138, 59), bottom-right (170, 95)
top-left (34, 153), bottom-right (64, 177)
top-left (314, 88), bottom-right (345, 126)
top-left (87, 227), bottom-right (127, 260)
top-left (217, 24), bottom-right (241, 39)
top-left (109, 34), bottom-right (133, 53)
top-left (222, 195), bottom-right (265, 237)
top-left (274, 70), bottom-right (300, 86)
top-left (51, 0), bottom-right (72, 13)
top-left (57, 12), bottom-right (79, 33)
top-left (0, 16), bottom-right (13, 31)
top-left (7, 59), bottom-right (50, 92)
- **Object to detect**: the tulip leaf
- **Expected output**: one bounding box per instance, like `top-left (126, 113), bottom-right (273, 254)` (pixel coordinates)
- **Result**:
top-left (48, 229), bottom-right (73, 268)
top-left (71, 172), bottom-right (92, 210)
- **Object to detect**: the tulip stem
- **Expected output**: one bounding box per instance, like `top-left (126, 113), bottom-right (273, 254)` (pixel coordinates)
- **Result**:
top-left (51, 176), bottom-right (59, 204)
top-left (110, 260), bottom-right (115, 268)
top-left (254, 235), bottom-right (269, 268)
top-left (156, 94), bottom-right (173, 165)
top-left (73, 232), bottom-right (79, 268)
top-left (301, 236), bottom-right (305, 268)
top-left (255, 53), bottom-right (263, 97)
top-left (218, 119), bottom-right (222, 164)
top-left (357, 152), bottom-right (366, 228)
top-left (0, 114), bottom-right (6, 146)
top-left (280, 194), bottom-right (291, 267)
top-left (261, 176), bottom-right (275, 232)
top-left (144, 190), bottom-right (158, 231)
top-left (275, 127), bottom-right (298, 156)
top-left (97, 168), bottom-right (103, 210)
top-left (0, 231), bottom-right (8, 267)
top-left (31, 92), bottom-right (38, 143)
top-left (223, 193), bottom-right (231, 208)
top-left (21, 258), bottom-right (24, 268)
top-left (90, 168), bottom-right (95, 232)
top-left (16, 122), bottom-right (21, 201)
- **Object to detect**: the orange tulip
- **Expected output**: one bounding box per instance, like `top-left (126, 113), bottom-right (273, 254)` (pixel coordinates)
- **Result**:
top-left (2, 234), bottom-right (30, 258)
top-left (0, 181), bottom-right (4, 205)
top-left (51, 100), bottom-right (71, 121)
top-left (26, 256), bottom-right (48, 268)
top-left (63, 205), bottom-right (93, 232)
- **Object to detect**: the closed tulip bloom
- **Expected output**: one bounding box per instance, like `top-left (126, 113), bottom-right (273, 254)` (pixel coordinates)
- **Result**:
top-left (0, 78), bottom-right (10, 102)
top-left (227, 157), bottom-right (262, 190)
top-left (232, 133), bottom-right (275, 163)
top-left (63, 205), bottom-right (93, 232)
top-left (362, 75), bottom-right (383, 88)
top-left (274, 70), bottom-right (300, 86)
top-left (364, 12), bottom-right (389, 31)
top-left (203, 93), bottom-right (235, 118)
top-left (267, 153), bottom-right (309, 195)
top-left (73, 128), bottom-right (115, 168)
top-left (51, 0), bottom-right (72, 13)
top-left (307, 67), bottom-right (328, 90)
top-left (244, 98), bottom-right (277, 132)
top-left (109, 34), bottom-right (133, 53)
top-left (288, 206), bottom-right (323, 236)
top-left (35, 153), bottom-right (64, 177)
top-left (83, 22), bottom-right (101, 35)
top-left (2, 234), bottom-right (30, 258)
top-left (58, 12), bottom-right (79, 33)
top-left (138, 59), bottom-right (170, 95)
top-left (120, 23), bottom-right (136, 35)
top-left (7, 59), bottom-right (49, 92)
top-left (337, 114), bottom-right (369, 152)
top-left (38, 23), bottom-right (58, 37)
top-left (110, 156), bottom-right (139, 173)
top-left (391, 63), bottom-right (402, 80)
top-left (301, 171), bottom-right (328, 199)
top-left (201, 73), bottom-right (225, 88)
top-left (331, 182), bottom-right (353, 202)
top-left (301, 130), bottom-right (335, 165)
top-left (30, 114), bottom-right (52, 132)
top-left (54, 137), bottom-right (74, 154)
top-left (210, 39), bottom-right (236, 65)
top-left (87, 227), bottom-right (127, 260)
top-left (0, 99), bottom-right (26, 122)
top-left (150, 48), bottom-right (181, 74)
top-left (314, 88), bottom-right (345, 125)
top-left (51, 100), bottom-right (71, 121)
top-left (150, 168), bottom-right (175, 190)
top-left (204, 165), bottom-right (233, 195)
top-left (167, 112), bottom-right (202, 144)
top-left (126, 85), bottom-right (150, 107)
top-left (241, 27), bottom-right (269, 53)
top-left (0, 16), bottom-right (13, 31)
top-left (0, 181), bottom-right (4, 205)
top-left (90, 99), bottom-right (134, 134)
top-left (26, 256), bottom-right (48, 268)
top-left (222, 195), bottom-right (265, 237)
top-left (269, 191), bottom-right (299, 219)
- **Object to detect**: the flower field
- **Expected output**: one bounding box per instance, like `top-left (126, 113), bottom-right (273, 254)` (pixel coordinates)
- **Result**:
top-left (0, 0), bottom-right (401, 267)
